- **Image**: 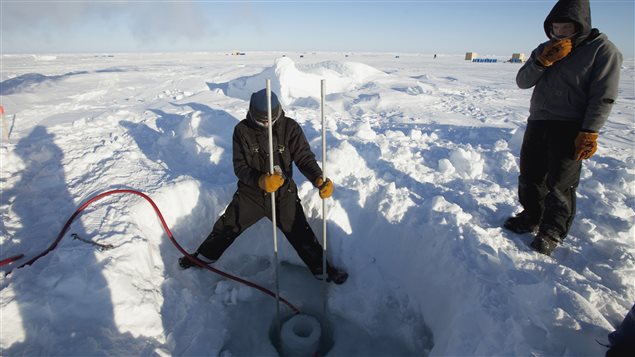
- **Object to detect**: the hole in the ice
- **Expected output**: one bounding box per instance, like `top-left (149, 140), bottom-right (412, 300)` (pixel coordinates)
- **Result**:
top-left (292, 319), bottom-right (315, 338)
top-left (261, 262), bottom-right (433, 356)
top-left (270, 311), bottom-right (333, 357)
top-left (282, 314), bottom-right (322, 355)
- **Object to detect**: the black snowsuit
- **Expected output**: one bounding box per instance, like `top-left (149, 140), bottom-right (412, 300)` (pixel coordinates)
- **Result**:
top-left (196, 112), bottom-right (327, 275)
top-left (514, 0), bottom-right (622, 239)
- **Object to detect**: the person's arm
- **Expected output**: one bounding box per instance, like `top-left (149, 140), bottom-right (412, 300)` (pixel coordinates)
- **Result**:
top-left (516, 46), bottom-right (547, 89)
top-left (233, 126), bottom-right (261, 188)
top-left (288, 120), bottom-right (322, 184)
top-left (581, 44), bottom-right (623, 132)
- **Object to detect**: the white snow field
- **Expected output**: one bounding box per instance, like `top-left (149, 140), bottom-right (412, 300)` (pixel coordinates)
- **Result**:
top-left (1, 52), bottom-right (633, 356)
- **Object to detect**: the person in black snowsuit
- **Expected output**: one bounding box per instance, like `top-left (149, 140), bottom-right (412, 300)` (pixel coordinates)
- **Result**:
top-left (504, 0), bottom-right (622, 256)
top-left (179, 89), bottom-right (348, 284)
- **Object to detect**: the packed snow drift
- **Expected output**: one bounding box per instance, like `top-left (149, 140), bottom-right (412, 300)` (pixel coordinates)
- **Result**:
top-left (1, 52), bottom-right (633, 356)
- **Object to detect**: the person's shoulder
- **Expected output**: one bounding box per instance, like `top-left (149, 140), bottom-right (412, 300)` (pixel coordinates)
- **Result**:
top-left (289, 118), bottom-right (308, 136)
top-left (234, 119), bottom-right (246, 130)
top-left (233, 118), bottom-right (254, 135)
top-left (598, 34), bottom-right (621, 52)
top-left (276, 115), bottom-right (301, 130)
top-left (589, 33), bottom-right (623, 59)
top-left (282, 115), bottom-right (299, 126)
top-left (585, 32), bottom-right (616, 48)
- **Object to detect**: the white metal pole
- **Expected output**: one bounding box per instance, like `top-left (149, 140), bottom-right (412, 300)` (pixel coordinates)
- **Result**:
top-left (266, 80), bottom-right (282, 331)
top-left (321, 79), bottom-right (328, 316)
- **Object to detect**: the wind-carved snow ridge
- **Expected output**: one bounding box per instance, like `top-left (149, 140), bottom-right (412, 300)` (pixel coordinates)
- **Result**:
top-left (217, 57), bottom-right (434, 118)
top-left (0, 53), bottom-right (633, 356)
top-left (0, 71), bottom-right (89, 95)
top-left (223, 57), bottom-right (387, 104)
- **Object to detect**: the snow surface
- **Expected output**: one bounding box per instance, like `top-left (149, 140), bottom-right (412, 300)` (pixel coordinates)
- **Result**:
top-left (1, 52), bottom-right (634, 356)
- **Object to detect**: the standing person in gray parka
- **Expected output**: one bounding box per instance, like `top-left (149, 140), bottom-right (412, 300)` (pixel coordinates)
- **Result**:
top-left (504, 0), bottom-right (622, 256)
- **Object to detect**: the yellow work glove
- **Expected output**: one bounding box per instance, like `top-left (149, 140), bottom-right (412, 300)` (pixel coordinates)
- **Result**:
top-left (537, 38), bottom-right (572, 67)
top-left (258, 173), bottom-right (284, 192)
top-left (574, 131), bottom-right (599, 161)
top-left (314, 177), bottom-right (334, 199)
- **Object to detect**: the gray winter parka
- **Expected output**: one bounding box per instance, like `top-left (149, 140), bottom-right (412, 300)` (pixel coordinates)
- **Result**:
top-left (516, 0), bottom-right (622, 133)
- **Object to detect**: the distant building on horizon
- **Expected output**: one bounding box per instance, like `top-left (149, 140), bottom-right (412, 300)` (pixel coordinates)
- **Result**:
top-left (465, 52), bottom-right (478, 60)
top-left (511, 53), bottom-right (526, 63)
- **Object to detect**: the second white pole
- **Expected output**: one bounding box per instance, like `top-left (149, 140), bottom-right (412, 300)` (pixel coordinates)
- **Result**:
top-left (321, 79), bottom-right (328, 317)
top-left (266, 80), bottom-right (282, 331)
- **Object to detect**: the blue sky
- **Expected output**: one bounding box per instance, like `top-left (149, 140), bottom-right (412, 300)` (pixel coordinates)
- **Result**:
top-left (1, 1), bottom-right (634, 57)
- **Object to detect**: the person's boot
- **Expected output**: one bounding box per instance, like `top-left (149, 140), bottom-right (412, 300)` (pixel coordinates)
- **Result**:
top-left (504, 210), bottom-right (539, 234)
top-left (178, 252), bottom-right (216, 269)
top-left (530, 231), bottom-right (559, 256)
top-left (326, 265), bottom-right (349, 284)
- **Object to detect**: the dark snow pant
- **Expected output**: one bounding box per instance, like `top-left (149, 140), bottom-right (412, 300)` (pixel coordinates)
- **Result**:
top-left (518, 120), bottom-right (582, 239)
top-left (197, 187), bottom-right (325, 275)
top-left (607, 304), bottom-right (635, 357)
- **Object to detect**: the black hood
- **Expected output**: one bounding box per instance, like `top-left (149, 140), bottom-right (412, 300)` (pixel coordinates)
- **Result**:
top-left (544, 0), bottom-right (593, 45)
top-left (248, 88), bottom-right (283, 128)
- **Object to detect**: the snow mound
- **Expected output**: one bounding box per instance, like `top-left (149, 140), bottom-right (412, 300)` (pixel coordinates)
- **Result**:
top-left (225, 57), bottom-right (388, 106)
top-left (32, 55), bottom-right (57, 61)
top-left (449, 147), bottom-right (485, 179)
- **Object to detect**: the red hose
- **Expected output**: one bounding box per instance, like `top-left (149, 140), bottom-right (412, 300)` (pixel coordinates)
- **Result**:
top-left (3, 189), bottom-right (300, 315)
top-left (0, 254), bottom-right (24, 267)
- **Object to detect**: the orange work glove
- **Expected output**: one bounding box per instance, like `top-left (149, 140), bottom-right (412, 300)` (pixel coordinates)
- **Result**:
top-left (574, 131), bottom-right (599, 161)
top-left (258, 173), bottom-right (284, 192)
top-left (537, 38), bottom-right (572, 67)
top-left (314, 177), bottom-right (334, 199)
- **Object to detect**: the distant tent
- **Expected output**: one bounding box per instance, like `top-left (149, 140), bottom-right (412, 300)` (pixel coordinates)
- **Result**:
top-left (472, 58), bottom-right (498, 63)
top-left (465, 52), bottom-right (478, 60)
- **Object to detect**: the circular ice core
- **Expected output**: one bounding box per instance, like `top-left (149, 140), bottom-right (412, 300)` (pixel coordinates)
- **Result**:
top-left (280, 314), bottom-right (322, 356)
